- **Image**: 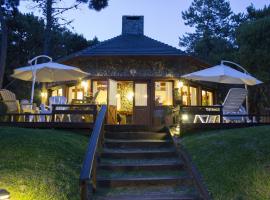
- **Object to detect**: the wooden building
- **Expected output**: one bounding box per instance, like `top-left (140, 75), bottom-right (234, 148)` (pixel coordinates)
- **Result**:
top-left (45, 16), bottom-right (217, 126)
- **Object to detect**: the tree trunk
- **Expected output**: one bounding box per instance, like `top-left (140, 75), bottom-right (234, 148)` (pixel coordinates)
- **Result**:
top-left (43, 0), bottom-right (53, 57)
top-left (0, 7), bottom-right (8, 88)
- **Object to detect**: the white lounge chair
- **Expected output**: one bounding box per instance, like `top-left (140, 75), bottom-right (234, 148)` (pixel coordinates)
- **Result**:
top-left (222, 88), bottom-right (248, 123)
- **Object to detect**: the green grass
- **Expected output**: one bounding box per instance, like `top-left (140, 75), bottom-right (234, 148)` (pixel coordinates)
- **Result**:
top-left (0, 127), bottom-right (88, 200)
top-left (181, 126), bottom-right (270, 200)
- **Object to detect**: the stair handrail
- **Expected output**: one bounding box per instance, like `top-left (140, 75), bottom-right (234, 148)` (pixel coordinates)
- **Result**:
top-left (79, 105), bottom-right (107, 200)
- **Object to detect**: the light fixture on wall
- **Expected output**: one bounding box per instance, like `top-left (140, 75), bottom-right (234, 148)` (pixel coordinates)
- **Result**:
top-left (130, 69), bottom-right (136, 76)
top-left (176, 80), bottom-right (184, 89)
top-left (182, 114), bottom-right (189, 121)
top-left (0, 189), bottom-right (10, 200)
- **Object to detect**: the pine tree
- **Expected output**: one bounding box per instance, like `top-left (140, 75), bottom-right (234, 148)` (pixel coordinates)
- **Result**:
top-left (180, 0), bottom-right (240, 64)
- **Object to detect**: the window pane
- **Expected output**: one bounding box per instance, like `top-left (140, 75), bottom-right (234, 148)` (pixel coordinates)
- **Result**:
top-left (68, 86), bottom-right (75, 103)
top-left (93, 81), bottom-right (107, 105)
top-left (58, 88), bottom-right (63, 96)
top-left (135, 83), bottom-right (147, 106)
top-left (190, 87), bottom-right (197, 105)
top-left (109, 79), bottom-right (117, 106)
top-left (155, 82), bottom-right (173, 106)
top-left (181, 86), bottom-right (189, 106)
top-left (52, 90), bottom-right (58, 97)
top-left (202, 90), bottom-right (213, 106)
top-left (77, 91), bottom-right (83, 100)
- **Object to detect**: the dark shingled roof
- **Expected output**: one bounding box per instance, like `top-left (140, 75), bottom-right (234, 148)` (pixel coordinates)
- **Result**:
top-left (60, 34), bottom-right (185, 62)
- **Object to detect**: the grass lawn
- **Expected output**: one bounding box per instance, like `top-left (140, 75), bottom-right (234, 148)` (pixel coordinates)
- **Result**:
top-left (0, 127), bottom-right (88, 200)
top-left (181, 126), bottom-right (270, 200)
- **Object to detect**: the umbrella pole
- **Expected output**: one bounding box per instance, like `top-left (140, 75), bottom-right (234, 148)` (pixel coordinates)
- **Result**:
top-left (30, 59), bottom-right (37, 104)
top-left (245, 84), bottom-right (249, 114)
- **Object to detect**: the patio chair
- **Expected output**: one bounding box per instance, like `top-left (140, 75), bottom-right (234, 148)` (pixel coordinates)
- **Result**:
top-left (222, 88), bottom-right (248, 123)
top-left (39, 96), bottom-right (71, 122)
top-left (0, 89), bottom-right (20, 114)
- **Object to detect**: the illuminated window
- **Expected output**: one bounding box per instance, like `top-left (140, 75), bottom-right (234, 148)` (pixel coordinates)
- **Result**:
top-left (181, 86), bottom-right (189, 105)
top-left (202, 90), bottom-right (213, 106)
top-left (93, 81), bottom-right (107, 105)
top-left (135, 83), bottom-right (147, 106)
top-left (68, 86), bottom-right (76, 103)
top-left (190, 87), bottom-right (197, 106)
top-left (52, 88), bottom-right (63, 97)
top-left (155, 81), bottom-right (173, 106)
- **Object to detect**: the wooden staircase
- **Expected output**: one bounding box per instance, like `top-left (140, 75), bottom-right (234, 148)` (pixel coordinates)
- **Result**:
top-left (92, 130), bottom-right (203, 200)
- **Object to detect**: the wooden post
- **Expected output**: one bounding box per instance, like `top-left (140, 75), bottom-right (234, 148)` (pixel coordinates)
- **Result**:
top-left (51, 105), bottom-right (55, 122)
top-left (220, 105), bottom-right (223, 124)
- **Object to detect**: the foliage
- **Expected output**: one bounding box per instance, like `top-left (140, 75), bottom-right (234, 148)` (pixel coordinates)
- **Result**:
top-left (0, 127), bottom-right (88, 200)
top-left (236, 5), bottom-right (270, 81)
top-left (179, 0), bottom-right (241, 64)
top-left (32, 0), bottom-right (108, 56)
top-left (3, 12), bottom-right (97, 100)
top-left (0, 0), bottom-right (20, 88)
top-left (182, 126), bottom-right (270, 200)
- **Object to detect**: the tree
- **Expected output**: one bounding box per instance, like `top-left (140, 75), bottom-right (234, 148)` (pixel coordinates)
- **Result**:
top-left (236, 5), bottom-right (270, 81)
top-left (0, 0), bottom-right (20, 88)
top-left (236, 5), bottom-right (270, 114)
top-left (179, 0), bottom-right (241, 64)
top-left (4, 12), bottom-right (98, 98)
top-left (33, 0), bottom-right (108, 57)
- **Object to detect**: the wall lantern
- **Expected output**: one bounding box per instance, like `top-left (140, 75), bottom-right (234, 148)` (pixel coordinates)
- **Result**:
top-left (130, 69), bottom-right (136, 76)
top-left (182, 114), bottom-right (189, 121)
top-left (0, 189), bottom-right (10, 200)
top-left (176, 80), bottom-right (184, 89)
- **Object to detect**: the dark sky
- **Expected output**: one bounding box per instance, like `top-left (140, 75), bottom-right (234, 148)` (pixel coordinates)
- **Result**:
top-left (20, 0), bottom-right (270, 48)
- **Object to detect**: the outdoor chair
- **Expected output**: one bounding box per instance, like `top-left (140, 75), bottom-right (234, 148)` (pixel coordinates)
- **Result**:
top-left (39, 96), bottom-right (71, 122)
top-left (193, 88), bottom-right (248, 123)
top-left (0, 89), bottom-right (35, 122)
top-left (222, 88), bottom-right (248, 123)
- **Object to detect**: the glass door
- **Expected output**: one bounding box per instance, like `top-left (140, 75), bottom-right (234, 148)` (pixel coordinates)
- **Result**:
top-left (133, 82), bottom-right (150, 125)
top-left (107, 79), bottom-right (117, 124)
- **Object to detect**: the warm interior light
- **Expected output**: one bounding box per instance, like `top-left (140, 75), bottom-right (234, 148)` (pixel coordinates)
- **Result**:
top-left (81, 80), bottom-right (88, 89)
top-left (126, 91), bottom-right (134, 101)
top-left (40, 91), bottom-right (47, 98)
top-left (182, 114), bottom-right (189, 121)
top-left (177, 81), bottom-right (184, 88)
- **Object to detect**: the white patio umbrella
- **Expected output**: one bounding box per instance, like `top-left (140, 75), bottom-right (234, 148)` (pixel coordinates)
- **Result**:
top-left (182, 60), bottom-right (263, 113)
top-left (11, 55), bottom-right (89, 103)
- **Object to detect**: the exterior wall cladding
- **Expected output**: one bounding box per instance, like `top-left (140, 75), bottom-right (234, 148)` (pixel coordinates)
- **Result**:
top-left (122, 16), bottom-right (144, 35)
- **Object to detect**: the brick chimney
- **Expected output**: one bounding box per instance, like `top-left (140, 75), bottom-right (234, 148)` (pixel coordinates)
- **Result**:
top-left (122, 16), bottom-right (144, 35)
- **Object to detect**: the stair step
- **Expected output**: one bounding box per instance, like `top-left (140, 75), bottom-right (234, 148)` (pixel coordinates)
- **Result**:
top-left (105, 132), bottom-right (169, 140)
top-left (100, 158), bottom-right (182, 165)
top-left (95, 194), bottom-right (198, 200)
top-left (104, 139), bottom-right (173, 148)
top-left (94, 185), bottom-right (198, 200)
top-left (98, 162), bottom-right (184, 171)
top-left (101, 149), bottom-right (177, 159)
top-left (97, 176), bottom-right (192, 187)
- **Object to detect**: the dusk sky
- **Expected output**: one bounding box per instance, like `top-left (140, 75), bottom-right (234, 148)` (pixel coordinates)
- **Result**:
top-left (20, 0), bottom-right (270, 49)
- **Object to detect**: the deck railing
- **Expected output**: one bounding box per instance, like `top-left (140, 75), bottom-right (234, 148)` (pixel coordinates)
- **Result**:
top-left (79, 105), bottom-right (107, 200)
top-left (178, 105), bottom-right (270, 135)
top-left (180, 105), bottom-right (270, 124)
top-left (0, 104), bottom-right (98, 125)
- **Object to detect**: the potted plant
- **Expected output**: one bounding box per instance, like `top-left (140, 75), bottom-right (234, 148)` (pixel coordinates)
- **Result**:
top-left (164, 106), bottom-right (174, 127)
